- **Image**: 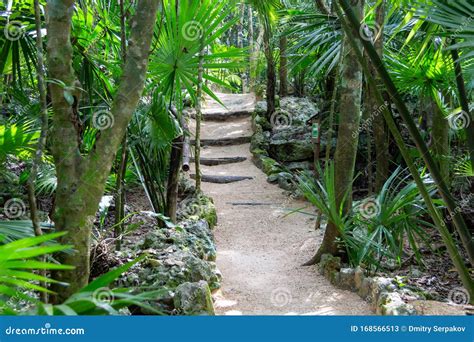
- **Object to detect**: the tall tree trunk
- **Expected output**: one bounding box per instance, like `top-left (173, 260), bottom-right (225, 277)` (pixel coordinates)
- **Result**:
top-left (28, 0), bottom-right (48, 239)
top-left (451, 46), bottom-right (474, 168)
top-left (48, 0), bottom-right (160, 303)
top-left (431, 100), bottom-right (450, 186)
top-left (305, 0), bottom-right (364, 265)
top-left (371, 0), bottom-right (389, 192)
top-left (238, 3), bottom-right (246, 93)
top-left (279, 36), bottom-right (288, 97)
top-left (27, 0), bottom-right (49, 303)
top-left (114, 0), bottom-right (128, 249)
top-left (194, 38), bottom-right (205, 192)
top-left (248, 6), bottom-right (255, 92)
top-left (263, 22), bottom-right (276, 117)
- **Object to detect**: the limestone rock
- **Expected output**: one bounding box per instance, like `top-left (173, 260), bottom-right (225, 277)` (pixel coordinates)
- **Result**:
top-left (173, 281), bottom-right (215, 316)
top-left (377, 292), bottom-right (417, 316)
top-left (277, 172), bottom-right (295, 191)
top-left (269, 127), bottom-right (314, 162)
top-left (354, 266), bottom-right (365, 289)
top-left (338, 268), bottom-right (356, 291)
top-left (319, 254), bottom-right (341, 278)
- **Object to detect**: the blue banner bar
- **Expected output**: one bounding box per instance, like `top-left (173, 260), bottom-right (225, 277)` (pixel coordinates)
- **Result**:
top-left (0, 316), bottom-right (472, 342)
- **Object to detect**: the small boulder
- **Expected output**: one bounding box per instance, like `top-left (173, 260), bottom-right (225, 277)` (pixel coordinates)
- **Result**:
top-left (338, 268), bottom-right (356, 291)
top-left (173, 281), bottom-right (215, 316)
top-left (377, 292), bottom-right (417, 316)
top-left (277, 172), bottom-right (295, 191)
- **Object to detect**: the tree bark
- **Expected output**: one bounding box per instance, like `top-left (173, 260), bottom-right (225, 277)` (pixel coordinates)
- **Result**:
top-left (166, 135), bottom-right (183, 223)
top-left (279, 36), bottom-right (288, 97)
top-left (431, 100), bottom-right (450, 186)
top-left (305, 0), bottom-right (364, 265)
top-left (47, 0), bottom-right (160, 302)
top-left (114, 0), bottom-right (129, 250)
top-left (248, 6), bottom-right (254, 92)
top-left (371, 0), bottom-right (389, 192)
top-left (451, 47), bottom-right (474, 168)
top-left (263, 22), bottom-right (276, 118)
top-left (194, 36), bottom-right (205, 192)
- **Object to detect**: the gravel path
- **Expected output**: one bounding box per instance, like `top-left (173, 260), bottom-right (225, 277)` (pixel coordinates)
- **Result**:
top-left (192, 93), bottom-right (372, 315)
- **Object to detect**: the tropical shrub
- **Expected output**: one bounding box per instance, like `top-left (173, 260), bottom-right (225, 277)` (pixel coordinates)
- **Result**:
top-left (297, 164), bottom-right (438, 270)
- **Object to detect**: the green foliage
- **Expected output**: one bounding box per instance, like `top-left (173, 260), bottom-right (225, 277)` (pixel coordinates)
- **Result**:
top-left (34, 258), bottom-right (166, 316)
top-left (350, 168), bottom-right (437, 268)
top-left (455, 157), bottom-right (474, 177)
top-left (0, 232), bottom-right (73, 314)
top-left (281, 7), bottom-right (341, 78)
top-left (297, 165), bottom-right (437, 270)
top-left (414, 0), bottom-right (474, 60)
top-left (296, 163), bottom-right (349, 233)
top-left (0, 221), bottom-right (53, 244)
top-left (150, 0), bottom-right (245, 106)
top-left (0, 122), bottom-right (39, 162)
top-left (0, 234), bottom-right (165, 315)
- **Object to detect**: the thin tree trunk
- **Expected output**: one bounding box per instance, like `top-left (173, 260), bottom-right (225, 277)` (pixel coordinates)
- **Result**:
top-left (29, 0), bottom-right (48, 239)
top-left (431, 100), bottom-right (450, 186)
top-left (48, 0), bottom-right (160, 303)
top-left (166, 135), bottom-right (183, 223)
top-left (451, 46), bottom-right (474, 168)
top-left (238, 2), bottom-right (246, 93)
top-left (315, 0), bottom-right (330, 14)
top-left (248, 6), bottom-right (255, 92)
top-left (263, 22), bottom-right (276, 117)
top-left (324, 61), bottom-right (340, 163)
top-left (371, 0), bottom-right (389, 192)
top-left (28, 0), bottom-right (49, 303)
top-left (114, 143), bottom-right (128, 248)
top-left (305, 0), bottom-right (364, 265)
top-left (279, 36), bottom-right (288, 97)
top-left (194, 37), bottom-right (205, 192)
top-left (114, 0), bottom-right (128, 250)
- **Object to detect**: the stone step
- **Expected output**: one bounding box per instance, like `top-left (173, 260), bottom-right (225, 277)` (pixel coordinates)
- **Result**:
top-left (190, 174), bottom-right (253, 184)
top-left (191, 110), bottom-right (253, 122)
top-left (191, 157), bottom-right (247, 166)
top-left (191, 136), bottom-right (251, 147)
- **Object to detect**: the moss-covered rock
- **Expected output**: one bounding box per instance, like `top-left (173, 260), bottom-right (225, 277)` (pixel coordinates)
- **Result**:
top-left (253, 114), bottom-right (272, 131)
top-left (122, 249), bottom-right (220, 292)
top-left (177, 192), bottom-right (217, 229)
top-left (250, 125), bottom-right (270, 155)
top-left (261, 156), bottom-right (281, 176)
top-left (268, 127), bottom-right (314, 162)
top-left (173, 281), bottom-right (215, 315)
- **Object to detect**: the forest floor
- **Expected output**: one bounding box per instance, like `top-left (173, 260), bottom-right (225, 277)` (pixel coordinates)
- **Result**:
top-left (189, 93), bottom-right (372, 315)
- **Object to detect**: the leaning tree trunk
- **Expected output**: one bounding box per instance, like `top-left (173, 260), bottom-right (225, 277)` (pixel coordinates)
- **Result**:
top-left (47, 0), bottom-right (160, 303)
top-left (305, 0), bottom-right (364, 265)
